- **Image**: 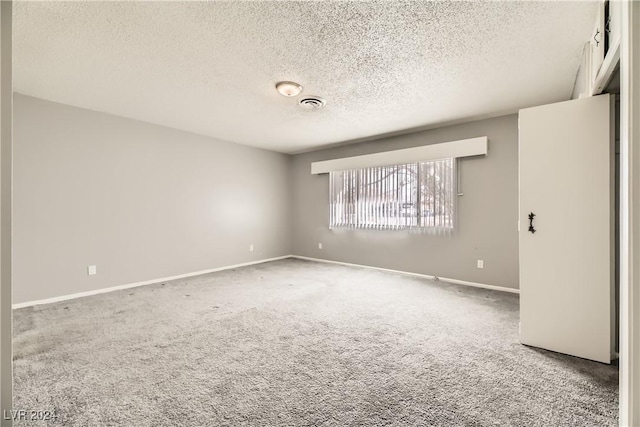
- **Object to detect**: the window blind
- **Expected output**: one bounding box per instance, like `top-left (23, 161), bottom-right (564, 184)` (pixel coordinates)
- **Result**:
top-left (329, 158), bottom-right (455, 232)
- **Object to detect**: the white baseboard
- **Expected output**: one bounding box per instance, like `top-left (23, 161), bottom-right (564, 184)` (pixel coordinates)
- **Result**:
top-left (12, 255), bottom-right (293, 309)
top-left (13, 254), bottom-right (518, 309)
top-left (291, 255), bottom-right (520, 294)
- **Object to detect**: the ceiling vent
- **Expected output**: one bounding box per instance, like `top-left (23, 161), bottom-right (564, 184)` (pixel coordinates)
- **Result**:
top-left (299, 96), bottom-right (326, 110)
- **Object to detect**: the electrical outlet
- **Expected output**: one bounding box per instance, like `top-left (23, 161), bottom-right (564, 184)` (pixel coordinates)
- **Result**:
top-left (318, 243), bottom-right (323, 249)
top-left (87, 265), bottom-right (97, 276)
top-left (249, 244), bottom-right (254, 252)
top-left (477, 260), bottom-right (484, 269)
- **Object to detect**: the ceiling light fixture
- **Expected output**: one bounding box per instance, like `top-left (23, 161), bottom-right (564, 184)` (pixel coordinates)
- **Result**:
top-left (276, 81), bottom-right (303, 97)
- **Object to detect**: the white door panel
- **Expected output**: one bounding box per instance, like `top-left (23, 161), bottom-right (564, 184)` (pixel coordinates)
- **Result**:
top-left (519, 94), bottom-right (612, 364)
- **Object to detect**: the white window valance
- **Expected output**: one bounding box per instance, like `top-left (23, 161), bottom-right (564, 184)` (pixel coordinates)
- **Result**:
top-left (311, 136), bottom-right (488, 175)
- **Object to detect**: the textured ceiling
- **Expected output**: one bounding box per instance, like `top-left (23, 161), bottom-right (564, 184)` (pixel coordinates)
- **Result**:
top-left (14, 1), bottom-right (598, 153)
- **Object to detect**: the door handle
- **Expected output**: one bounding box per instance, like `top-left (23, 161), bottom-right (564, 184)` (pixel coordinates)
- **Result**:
top-left (528, 212), bottom-right (536, 234)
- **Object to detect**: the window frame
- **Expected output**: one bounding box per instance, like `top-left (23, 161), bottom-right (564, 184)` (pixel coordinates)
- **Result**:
top-left (329, 158), bottom-right (456, 232)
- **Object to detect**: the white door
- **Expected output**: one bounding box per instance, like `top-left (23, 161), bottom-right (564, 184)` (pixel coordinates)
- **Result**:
top-left (519, 94), bottom-right (613, 364)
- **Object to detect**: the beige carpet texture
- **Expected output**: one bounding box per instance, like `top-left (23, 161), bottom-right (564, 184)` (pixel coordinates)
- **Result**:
top-left (13, 259), bottom-right (618, 426)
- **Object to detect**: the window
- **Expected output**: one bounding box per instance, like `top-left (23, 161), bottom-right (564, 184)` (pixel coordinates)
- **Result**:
top-left (329, 158), bottom-right (456, 232)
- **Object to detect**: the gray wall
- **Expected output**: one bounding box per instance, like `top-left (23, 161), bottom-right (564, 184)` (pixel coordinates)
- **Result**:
top-left (13, 94), bottom-right (291, 304)
top-left (291, 114), bottom-right (519, 290)
top-left (13, 95), bottom-right (519, 303)
top-left (0, 1), bottom-right (11, 419)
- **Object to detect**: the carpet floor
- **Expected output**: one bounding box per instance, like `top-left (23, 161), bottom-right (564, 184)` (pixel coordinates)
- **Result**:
top-left (13, 259), bottom-right (618, 426)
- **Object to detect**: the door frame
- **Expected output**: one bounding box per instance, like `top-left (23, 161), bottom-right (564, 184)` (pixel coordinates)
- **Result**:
top-left (619, 1), bottom-right (640, 424)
